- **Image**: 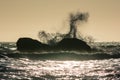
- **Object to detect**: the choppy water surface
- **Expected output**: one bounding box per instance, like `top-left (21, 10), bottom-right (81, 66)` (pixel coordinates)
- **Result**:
top-left (0, 58), bottom-right (120, 80)
top-left (0, 42), bottom-right (120, 80)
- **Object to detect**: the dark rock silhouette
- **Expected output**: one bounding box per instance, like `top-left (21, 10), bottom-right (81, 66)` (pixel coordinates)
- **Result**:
top-left (56, 38), bottom-right (91, 51)
top-left (16, 12), bottom-right (91, 51)
top-left (17, 38), bottom-right (49, 51)
top-left (16, 37), bottom-right (91, 51)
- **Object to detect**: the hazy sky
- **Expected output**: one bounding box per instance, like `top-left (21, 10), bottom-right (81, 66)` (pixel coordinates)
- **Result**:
top-left (0, 0), bottom-right (120, 42)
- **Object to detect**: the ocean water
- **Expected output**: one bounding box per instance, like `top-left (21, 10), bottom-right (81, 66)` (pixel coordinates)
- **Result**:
top-left (0, 42), bottom-right (120, 80)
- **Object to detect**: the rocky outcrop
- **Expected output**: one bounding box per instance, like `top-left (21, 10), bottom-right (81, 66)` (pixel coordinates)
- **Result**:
top-left (56, 38), bottom-right (91, 51)
top-left (16, 37), bottom-right (91, 51)
top-left (16, 38), bottom-right (49, 51)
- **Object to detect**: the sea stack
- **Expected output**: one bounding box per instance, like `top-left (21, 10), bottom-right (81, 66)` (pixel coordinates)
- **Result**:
top-left (16, 12), bottom-right (91, 51)
top-left (56, 38), bottom-right (91, 51)
top-left (16, 37), bottom-right (91, 51)
top-left (16, 38), bottom-right (49, 51)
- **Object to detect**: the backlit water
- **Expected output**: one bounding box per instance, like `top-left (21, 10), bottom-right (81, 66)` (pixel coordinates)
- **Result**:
top-left (0, 42), bottom-right (120, 80)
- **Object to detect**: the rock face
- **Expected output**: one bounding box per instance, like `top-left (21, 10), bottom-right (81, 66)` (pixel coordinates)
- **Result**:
top-left (56, 38), bottom-right (91, 51)
top-left (16, 37), bottom-right (91, 51)
top-left (16, 38), bottom-right (49, 51)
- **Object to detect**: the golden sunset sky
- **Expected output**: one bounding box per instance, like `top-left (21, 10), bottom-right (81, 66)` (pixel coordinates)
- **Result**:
top-left (0, 0), bottom-right (120, 42)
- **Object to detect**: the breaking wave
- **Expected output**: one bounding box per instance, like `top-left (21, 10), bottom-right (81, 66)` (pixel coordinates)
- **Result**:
top-left (0, 42), bottom-right (120, 60)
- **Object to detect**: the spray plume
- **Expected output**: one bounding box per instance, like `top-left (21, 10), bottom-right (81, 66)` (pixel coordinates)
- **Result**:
top-left (38, 12), bottom-right (89, 44)
top-left (67, 12), bottom-right (89, 38)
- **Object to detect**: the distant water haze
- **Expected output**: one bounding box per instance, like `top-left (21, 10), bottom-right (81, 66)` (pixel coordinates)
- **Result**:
top-left (0, 0), bottom-right (120, 42)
